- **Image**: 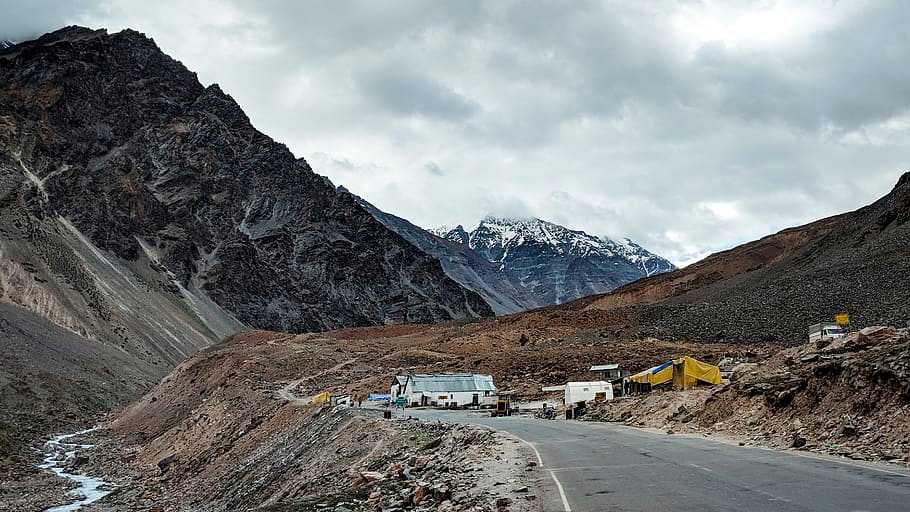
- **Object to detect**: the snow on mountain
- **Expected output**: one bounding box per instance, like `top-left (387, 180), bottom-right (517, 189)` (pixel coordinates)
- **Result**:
top-left (434, 216), bottom-right (675, 305)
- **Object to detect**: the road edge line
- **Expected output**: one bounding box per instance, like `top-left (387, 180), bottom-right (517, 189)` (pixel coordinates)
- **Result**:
top-left (548, 468), bottom-right (572, 512)
top-left (512, 436), bottom-right (571, 512)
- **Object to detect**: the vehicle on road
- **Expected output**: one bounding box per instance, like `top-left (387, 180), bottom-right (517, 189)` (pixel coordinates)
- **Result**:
top-left (808, 322), bottom-right (846, 343)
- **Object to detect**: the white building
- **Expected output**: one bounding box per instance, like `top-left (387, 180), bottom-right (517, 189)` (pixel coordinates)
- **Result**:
top-left (390, 375), bottom-right (408, 400)
top-left (564, 381), bottom-right (613, 405)
top-left (392, 373), bottom-right (497, 408)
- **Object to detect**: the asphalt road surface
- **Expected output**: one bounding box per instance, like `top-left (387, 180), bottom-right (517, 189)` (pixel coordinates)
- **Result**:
top-left (400, 409), bottom-right (910, 512)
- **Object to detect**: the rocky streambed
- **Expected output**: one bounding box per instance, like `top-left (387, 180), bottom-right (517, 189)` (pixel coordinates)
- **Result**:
top-left (38, 428), bottom-right (112, 511)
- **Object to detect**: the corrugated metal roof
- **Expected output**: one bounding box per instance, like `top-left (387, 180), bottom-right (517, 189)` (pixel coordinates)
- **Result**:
top-left (590, 364), bottom-right (620, 371)
top-left (407, 374), bottom-right (496, 393)
top-left (392, 375), bottom-right (408, 386)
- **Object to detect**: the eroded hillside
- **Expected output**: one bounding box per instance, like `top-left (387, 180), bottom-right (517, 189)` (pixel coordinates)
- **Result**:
top-left (520, 172), bottom-right (910, 343)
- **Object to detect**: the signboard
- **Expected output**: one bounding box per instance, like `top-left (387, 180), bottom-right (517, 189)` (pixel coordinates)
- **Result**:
top-left (835, 313), bottom-right (850, 327)
top-left (395, 396), bottom-right (407, 408)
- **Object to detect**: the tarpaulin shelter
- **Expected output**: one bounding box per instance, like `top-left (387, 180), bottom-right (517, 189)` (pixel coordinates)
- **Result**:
top-left (627, 356), bottom-right (721, 393)
top-left (629, 360), bottom-right (674, 386)
top-left (671, 356), bottom-right (721, 389)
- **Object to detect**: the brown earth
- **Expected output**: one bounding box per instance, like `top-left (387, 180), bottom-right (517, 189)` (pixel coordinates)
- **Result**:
top-left (12, 322), bottom-right (766, 511)
top-left (585, 326), bottom-right (910, 465)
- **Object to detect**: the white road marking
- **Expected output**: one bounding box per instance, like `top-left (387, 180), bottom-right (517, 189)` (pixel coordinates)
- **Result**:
top-left (517, 437), bottom-right (544, 466)
top-left (784, 450), bottom-right (910, 479)
top-left (548, 468), bottom-right (573, 512)
top-left (509, 435), bottom-right (570, 512)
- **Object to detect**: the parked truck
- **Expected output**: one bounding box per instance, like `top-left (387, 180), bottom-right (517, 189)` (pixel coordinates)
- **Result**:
top-left (808, 322), bottom-right (846, 343)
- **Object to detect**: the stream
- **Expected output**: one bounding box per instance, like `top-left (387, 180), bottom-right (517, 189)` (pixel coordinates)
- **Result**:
top-left (38, 428), bottom-right (113, 511)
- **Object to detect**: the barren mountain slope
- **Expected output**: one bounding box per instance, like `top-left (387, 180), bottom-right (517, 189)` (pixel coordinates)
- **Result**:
top-left (74, 330), bottom-right (542, 511)
top-left (520, 172), bottom-right (910, 343)
top-left (0, 303), bottom-right (154, 474)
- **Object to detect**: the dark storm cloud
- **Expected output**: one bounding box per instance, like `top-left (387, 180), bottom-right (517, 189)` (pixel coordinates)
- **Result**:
top-left (356, 65), bottom-right (479, 121)
top-left (4, 0), bottom-right (909, 265)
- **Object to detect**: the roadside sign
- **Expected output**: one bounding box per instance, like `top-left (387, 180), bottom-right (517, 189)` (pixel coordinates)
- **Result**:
top-left (395, 397), bottom-right (407, 408)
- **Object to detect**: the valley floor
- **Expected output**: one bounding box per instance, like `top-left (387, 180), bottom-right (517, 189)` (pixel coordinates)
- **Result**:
top-left (5, 322), bottom-right (907, 511)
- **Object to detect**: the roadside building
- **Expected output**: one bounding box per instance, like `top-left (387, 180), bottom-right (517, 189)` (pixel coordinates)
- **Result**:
top-left (590, 363), bottom-right (630, 396)
top-left (564, 381), bottom-right (613, 406)
top-left (590, 364), bottom-right (624, 380)
top-left (390, 375), bottom-right (408, 400)
top-left (396, 373), bottom-right (497, 408)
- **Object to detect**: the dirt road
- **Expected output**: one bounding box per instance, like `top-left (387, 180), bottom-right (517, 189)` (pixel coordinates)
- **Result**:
top-left (276, 358), bottom-right (357, 405)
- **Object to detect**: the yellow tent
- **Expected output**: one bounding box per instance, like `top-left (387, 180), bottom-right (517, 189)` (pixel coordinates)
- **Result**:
top-left (629, 360), bottom-right (674, 386)
top-left (628, 356), bottom-right (721, 390)
top-left (671, 356), bottom-right (721, 390)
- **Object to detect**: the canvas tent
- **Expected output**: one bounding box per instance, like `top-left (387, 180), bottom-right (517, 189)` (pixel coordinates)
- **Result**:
top-left (629, 360), bottom-right (674, 386)
top-left (628, 357), bottom-right (721, 391)
top-left (672, 356), bottom-right (721, 389)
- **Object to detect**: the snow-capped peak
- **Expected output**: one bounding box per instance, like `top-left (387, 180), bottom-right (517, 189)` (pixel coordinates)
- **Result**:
top-left (470, 216), bottom-right (613, 259)
top-left (434, 216), bottom-right (675, 276)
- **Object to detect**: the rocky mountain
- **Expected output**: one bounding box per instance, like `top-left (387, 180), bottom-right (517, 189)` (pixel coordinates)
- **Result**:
top-left (0, 25), bottom-right (492, 457)
top-left (434, 216), bottom-right (676, 306)
top-left (0, 25), bottom-right (489, 352)
top-left (351, 194), bottom-right (538, 314)
top-left (546, 171), bottom-right (910, 343)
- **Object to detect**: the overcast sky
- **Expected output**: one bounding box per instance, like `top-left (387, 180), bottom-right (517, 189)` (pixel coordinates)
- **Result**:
top-left (3, 1), bottom-right (909, 265)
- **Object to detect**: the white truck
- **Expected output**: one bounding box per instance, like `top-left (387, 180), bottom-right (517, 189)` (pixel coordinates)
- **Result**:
top-left (808, 322), bottom-right (846, 343)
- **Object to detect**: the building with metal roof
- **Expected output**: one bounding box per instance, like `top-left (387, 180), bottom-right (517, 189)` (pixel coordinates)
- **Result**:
top-left (392, 373), bottom-right (497, 408)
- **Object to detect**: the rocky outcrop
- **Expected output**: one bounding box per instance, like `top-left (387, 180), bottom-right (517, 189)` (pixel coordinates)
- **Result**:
top-left (435, 216), bottom-right (675, 306)
top-left (585, 327), bottom-right (910, 463)
top-left (0, 25), bottom-right (491, 357)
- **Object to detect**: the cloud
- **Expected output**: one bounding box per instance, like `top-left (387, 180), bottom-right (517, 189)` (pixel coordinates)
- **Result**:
top-left (5, 0), bottom-right (909, 266)
top-left (0, 0), bottom-right (98, 41)
top-left (356, 65), bottom-right (479, 121)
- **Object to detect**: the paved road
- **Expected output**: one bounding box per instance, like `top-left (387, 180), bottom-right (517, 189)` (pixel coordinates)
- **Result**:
top-left (400, 409), bottom-right (910, 512)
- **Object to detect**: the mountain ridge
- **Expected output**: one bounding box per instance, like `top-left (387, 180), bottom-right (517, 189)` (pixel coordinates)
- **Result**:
top-left (434, 216), bottom-right (676, 305)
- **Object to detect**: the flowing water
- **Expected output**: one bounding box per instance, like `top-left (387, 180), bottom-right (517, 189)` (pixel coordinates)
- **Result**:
top-left (38, 428), bottom-right (112, 511)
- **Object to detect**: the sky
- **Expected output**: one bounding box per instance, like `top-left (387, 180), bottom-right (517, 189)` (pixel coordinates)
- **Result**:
top-left (2, 1), bottom-right (909, 266)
